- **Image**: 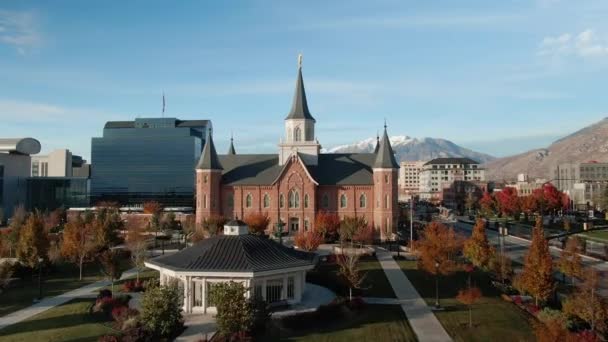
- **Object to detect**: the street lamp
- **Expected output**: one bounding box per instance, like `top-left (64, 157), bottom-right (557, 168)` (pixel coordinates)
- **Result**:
top-left (37, 257), bottom-right (43, 302)
top-left (434, 261), bottom-right (440, 309)
top-left (275, 220), bottom-right (285, 245)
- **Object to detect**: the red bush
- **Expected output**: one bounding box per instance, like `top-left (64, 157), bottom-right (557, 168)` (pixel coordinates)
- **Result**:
top-left (513, 295), bottom-right (522, 305)
top-left (123, 280), bottom-right (145, 293)
top-left (111, 305), bottom-right (129, 322)
top-left (577, 330), bottom-right (600, 342)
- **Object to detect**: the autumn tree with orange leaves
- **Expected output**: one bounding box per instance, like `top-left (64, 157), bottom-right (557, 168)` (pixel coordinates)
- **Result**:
top-left (294, 230), bottom-right (323, 252)
top-left (463, 218), bottom-right (494, 269)
top-left (244, 213), bottom-right (270, 235)
top-left (479, 192), bottom-right (496, 218)
top-left (315, 211), bottom-right (340, 242)
top-left (515, 218), bottom-right (554, 306)
top-left (61, 214), bottom-right (98, 280)
top-left (417, 222), bottom-right (464, 308)
top-left (534, 317), bottom-right (578, 342)
top-left (563, 267), bottom-right (608, 333)
top-left (456, 286), bottom-right (482, 328)
top-left (557, 236), bottom-right (583, 286)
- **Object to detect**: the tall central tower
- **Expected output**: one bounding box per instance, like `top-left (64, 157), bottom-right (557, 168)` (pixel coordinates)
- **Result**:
top-left (279, 54), bottom-right (321, 165)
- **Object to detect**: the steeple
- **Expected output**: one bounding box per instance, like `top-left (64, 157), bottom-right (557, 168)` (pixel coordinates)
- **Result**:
top-left (373, 131), bottom-right (380, 154)
top-left (285, 54), bottom-right (316, 122)
top-left (373, 123), bottom-right (399, 169)
top-left (196, 129), bottom-right (223, 170)
top-left (227, 133), bottom-right (236, 155)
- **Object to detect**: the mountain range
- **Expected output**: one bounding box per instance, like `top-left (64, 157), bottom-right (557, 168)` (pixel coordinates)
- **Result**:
top-left (324, 135), bottom-right (495, 163)
top-left (483, 117), bottom-right (608, 181)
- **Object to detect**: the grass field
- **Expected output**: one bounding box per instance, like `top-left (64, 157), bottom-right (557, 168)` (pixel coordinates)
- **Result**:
top-left (259, 305), bottom-right (417, 342)
top-left (306, 255), bottom-right (396, 298)
top-left (398, 260), bottom-right (535, 342)
top-left (0, 298), bottom-right (117, 342)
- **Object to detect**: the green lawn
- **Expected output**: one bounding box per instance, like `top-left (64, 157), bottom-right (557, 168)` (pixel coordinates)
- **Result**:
top-left (398, 260), bottom-right (534, 342)
top-left (0, 298), bottom-right (117, 342)
top-left (259, 305), bottom-right (417, 342)
top-left (306, 255), bottom-right (396, 298)
top-left (100, 268), bottom-right (159, 293)
top-left (0, 263), bottom-right (105, 317)
top-left (580, 230), bottom-right (608, 242)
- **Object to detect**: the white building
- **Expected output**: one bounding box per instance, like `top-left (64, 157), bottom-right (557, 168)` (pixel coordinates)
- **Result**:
top-left (145, 220), bottom-right (316, 314)
top-left (398, 161), bottom-right (425, 201)
top-left (31, 149), bottom-right (89, 178)
top-left (419, 158), bottom-right (485, 202)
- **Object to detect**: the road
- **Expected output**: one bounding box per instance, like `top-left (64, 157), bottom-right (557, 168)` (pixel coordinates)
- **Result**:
top-left (444, 218), bottom-right (608, 296)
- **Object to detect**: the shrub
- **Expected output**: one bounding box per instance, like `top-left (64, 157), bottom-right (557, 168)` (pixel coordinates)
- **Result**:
top-left (347, 296), bottom-right (366, 310)
top-left (140, 282), bottom-right (183, 338)
top-left (98, 289), bottom-right (112, 300)
top-left (123, 280), bottom-right (145, 292)
top-left (98, 335), bottom-right (119, 342)
top-left (114, 294), bottom-right (132, 307)
top-left (94, 297), bottom-right (118, 316)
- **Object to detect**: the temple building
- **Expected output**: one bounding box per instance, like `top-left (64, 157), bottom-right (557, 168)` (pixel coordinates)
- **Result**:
top-left (195, 56), bottom-right (399, 240)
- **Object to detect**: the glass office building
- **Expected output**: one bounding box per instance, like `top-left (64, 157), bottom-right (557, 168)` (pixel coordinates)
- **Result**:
top-left (26, 177), bottom-right (90, 211)
top-left (91, 118), bottom-right (210, 207)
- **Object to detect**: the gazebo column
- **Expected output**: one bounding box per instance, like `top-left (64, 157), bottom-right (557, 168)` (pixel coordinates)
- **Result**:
top-left (301, 271), bottom-right (306, 301)
top-left (202, 278), bottom-right (207, 314)
top-left (183, 276), bottom-right (190, 313)
top-left (282, 274), bottom-right (288, 300)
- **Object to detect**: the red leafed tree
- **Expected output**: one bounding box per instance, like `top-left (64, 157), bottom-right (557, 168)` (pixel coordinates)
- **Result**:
top-left (479, 192), bottom-right (496, 218)
top-left (521, 195), bottom-right (538, 217)
top-left (353, 225), bottom-right (374, 245)
top-left (533, 184), bottom-right (564, 214)
top-left (315, 211), bottom-right (340, 241)
top-left (294, 231), bottom-right (323, 251)
top-left (495, 187), bottom-right (521, 217)
top-left (456, 286), bottom-right (482, 328)
top-left (244, 213), bottom-right (270, 235)
top-left (143, 201), bottom-right (163, 215)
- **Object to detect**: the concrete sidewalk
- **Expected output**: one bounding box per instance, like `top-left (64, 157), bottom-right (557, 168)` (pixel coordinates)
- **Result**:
top-left (0, 268), bottom-right (138, 331)
top-left (375, 248), bottom-right (452, 342)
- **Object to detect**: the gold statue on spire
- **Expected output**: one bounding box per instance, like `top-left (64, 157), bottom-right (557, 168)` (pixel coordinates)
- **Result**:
top-left (298, 53), bottom-right (303, 68)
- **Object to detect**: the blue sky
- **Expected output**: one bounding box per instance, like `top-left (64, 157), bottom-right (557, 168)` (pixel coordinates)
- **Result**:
top-left (1, 0), bottom-right (607, 160)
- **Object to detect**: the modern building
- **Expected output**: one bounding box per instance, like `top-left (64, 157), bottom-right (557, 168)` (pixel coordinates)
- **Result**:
top-left (442, 180), bottom-right (489, 213)
top-left (552, 161), bottom-right (608, 191)
top-left (26, 177), bottom-right (90, 212)
top-left (31, 149), bottom-right (90, 178)
top-left (195, 58), bottom-right (400, 240)
top-left (145, 220), bottom-right (316, 314)
top-left (91, 117), bottom-right (211, 207)
top-left (0, 138), bottom-right (41, 220)
top-left (419, 157), bottom-right (485, 202)
top-left (398, 161), bottom-right (425, 201)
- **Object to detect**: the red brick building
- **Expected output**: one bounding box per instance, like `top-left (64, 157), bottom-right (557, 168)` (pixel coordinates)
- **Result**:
top-left (195, 59), bottom-right (399, 240)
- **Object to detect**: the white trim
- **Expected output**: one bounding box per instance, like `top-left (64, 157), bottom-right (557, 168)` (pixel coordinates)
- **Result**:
top-left (144, 262), bottom-right (314, 279)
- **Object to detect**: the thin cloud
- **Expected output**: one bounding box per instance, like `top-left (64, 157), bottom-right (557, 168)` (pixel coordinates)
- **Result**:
top-left (539, 29), bottom-right (608, 58)
top-left (0, 9), bottom-right (41, 54)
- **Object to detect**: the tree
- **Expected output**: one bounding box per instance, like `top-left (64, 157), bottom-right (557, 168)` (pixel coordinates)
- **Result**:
top-left (61, 215), bottom-right (98, 280)
top-left (210, 281), bottom-right (254, 338)
top-left (6, 205), bottom-right (27, 257)
top-left (16, 212), bottom-right (49, 268)
top-left (92, 208), bottom-right (123, 250)
top-left (294, 230), bottom-right (323, 251)
top-left (489, 253), bottom-right (513, 284)
top-left (534, 316), bottom-right (577, 342)
top-left (201, 215), bottom-right (227, 236)
top-left (0, 261), bottom-right (14, 294)
top-left (99, 249), bottom-right (124, 295)
top-left (521, 195), bottom-right (539, 221)
top-left (140, 281), bottom-right (183, 338)
top-left (44, 208), bottom-right (65, 232)
top-left (417, 222), bottom-right (463, 307)
top-left (315, 211), bottom-right (340, 241)
top-left (557, 236), bottom-right (582, 285)
top-left (465, 192), bottom-right (478, 215)
top-left (515, 218), bottom-right (554, 306)
top-left (463, 218), bottom-right (494, 269)
top-left (479, 192), bottom-right (496, 218)
top-left (456, 286), bottom-right (482, 328)
top-left (563, 218), bottom-right (572, 232)
top-left (563, 268), bottom-right (608, 333)
top-left (339, 216), bottom-right (368, 247)
top-left (337, 253), bottom-right (366, 300)
top-left (244, 213), bottom-right (270, 235)
top-left (142, 201), bottom-right (163, 215)
top-left (126, 221), bottom-right (149, 282)
top-left (353, 225), bottom-right (374, 245)
top-left (495, 187), bottom-right (521, 218)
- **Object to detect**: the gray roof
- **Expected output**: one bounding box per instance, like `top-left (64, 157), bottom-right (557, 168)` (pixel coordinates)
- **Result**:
top-left (218, 153), bottom-right (376, 185)
top-left (146, 234), bottom-right (316, 273)
top-left (373, 135), bottom-right (380, 154)
top-left (104, 119), bottom-right (210, 129)
top-left (0, 138), bottom-right (41, 155)
top-left (373, 128), bottom-right (399, 169)
top-left (424, 157), bottom-right (480, 165)
top-left (285, 67), bottom-right (316, 122)
top-left (196, 132), bottom-right (223, 170)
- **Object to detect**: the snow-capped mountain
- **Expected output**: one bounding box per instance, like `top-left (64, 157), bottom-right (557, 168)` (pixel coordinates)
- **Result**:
top-left (324, 135), bottom-right (495, 163)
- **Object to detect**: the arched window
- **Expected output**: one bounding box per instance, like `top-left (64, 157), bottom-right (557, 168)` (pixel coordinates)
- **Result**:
top-left (304, 194), bottom-right (309, 208)
top-left (204, 175), bottom-right (208, 183)
top-left (263, 194), bottom-right (270, 208)
top-left (289, 190), bottom-right (299, 208)
top-left (385, 195), bottom-right (389, 209)
top-left (246, 194), bottom-right (252, 208)
top-left (322, 194), bottom-right (329, 208)
top-left (384, 174), bottom-right (389, 184)
top-left (340, 194), bottom-right (347, 208)
top-left (294, 127), bottom-right (302, 142)
top-left (203, 194), bottom-right (207, 209)
top-left (280, 194), bottom-right (285, 208)
top-left (359, 194), bottom-right (367, 208)
top-left (227, 194), bottom-right (234, 208)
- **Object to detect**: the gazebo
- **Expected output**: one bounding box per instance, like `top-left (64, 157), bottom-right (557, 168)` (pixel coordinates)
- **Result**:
top-left (145, 220), bottom-right (316, 314)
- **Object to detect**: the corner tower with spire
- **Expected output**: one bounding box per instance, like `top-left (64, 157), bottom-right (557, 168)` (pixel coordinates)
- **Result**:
top-left (372, 123), bottom-right (399, 240)
top-left (195, 130), bottom-right (223, 226)
top-left (279, 54), bottom-right (321, 166)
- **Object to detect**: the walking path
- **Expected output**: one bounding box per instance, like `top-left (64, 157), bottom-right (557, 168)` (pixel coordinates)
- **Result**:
top-left (375, 247), bottom-right (452, 342)
top-left (0, 268), bottom-right (138, 331)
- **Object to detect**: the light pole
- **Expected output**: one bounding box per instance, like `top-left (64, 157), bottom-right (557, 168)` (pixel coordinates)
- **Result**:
top-left (434, 261), bottom-right (440, 309)
top-left (410, 197), bottom-right (414, 251)
top-left (37, 257), bottom-right (43, 302)
top-left (499, 225), bottom-right (508, 284)
top-left (275, 220), bottom-right (285, 245)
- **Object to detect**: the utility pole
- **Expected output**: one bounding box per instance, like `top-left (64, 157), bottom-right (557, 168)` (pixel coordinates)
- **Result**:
top-left (410, 196), bottom-right (414, 251)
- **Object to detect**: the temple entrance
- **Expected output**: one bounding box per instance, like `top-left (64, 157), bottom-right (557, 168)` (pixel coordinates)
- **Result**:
top-left (289, 218), bottom-right (299, 234)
